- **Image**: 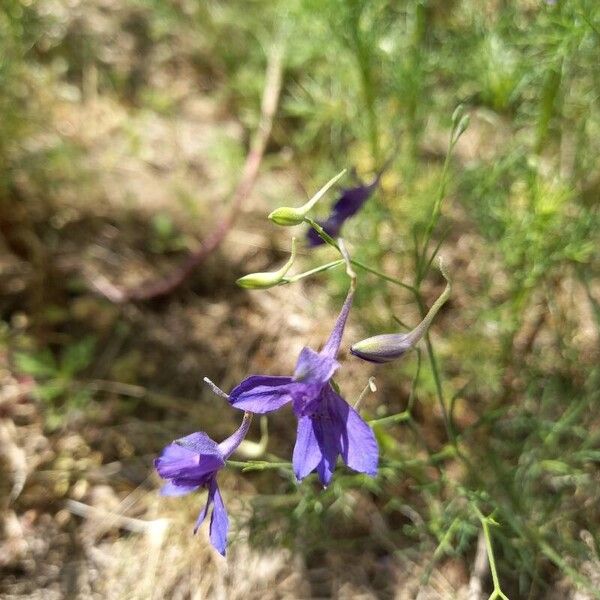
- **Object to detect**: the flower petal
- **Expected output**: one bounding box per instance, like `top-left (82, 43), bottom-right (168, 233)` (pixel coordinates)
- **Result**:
top-left (325, 386), bottom-right (378, 476)
top-left (306, 179), bottom-right (378, 247)
top-left (160, 481), bottom-right (200, 497)
top-left (155, 434), bottom-right (224, 481)
top-left (312, 405), bottom-right (343, 487)
top-left (292, 416), bottom-right (323, 481)
top-left (293, 347), bottom-right (338, 387)
top-left (315, 449), bottom-right (337, 486)
top-left (194, 480), bottom-right (215, 534)
top-left (320, 288), bottom-right (354, 360)
top-left (229, 375), bottom-right (295, 413)
top-left (209, 483), bottom-right (229, 556)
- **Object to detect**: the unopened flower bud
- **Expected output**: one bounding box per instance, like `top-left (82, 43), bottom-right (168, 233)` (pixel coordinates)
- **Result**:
top-left (451, 104), bottom-right (465, 128)
top-left (453, 114), bottom-right (470, 142)
top-left (268, 207), bottom-right (306, 226)
top-left (268, 169), bottom-right (346, 226)
top-left (236, 238), bottom-right (297, 289)
top-left (351, 259), bottom-right (452, 363)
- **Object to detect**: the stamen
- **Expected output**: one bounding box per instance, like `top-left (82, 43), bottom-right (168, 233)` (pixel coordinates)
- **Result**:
top-left (203, 377), bottom-right (230, 400)
top-left (354, 377), bottom-right (377, 409)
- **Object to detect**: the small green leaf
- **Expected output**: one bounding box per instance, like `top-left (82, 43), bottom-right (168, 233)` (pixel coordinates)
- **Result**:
top-left (14, 350), bottom-right (57, 378)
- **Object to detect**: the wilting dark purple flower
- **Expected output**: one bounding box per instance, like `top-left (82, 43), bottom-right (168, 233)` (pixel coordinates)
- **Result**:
top-left (306, 176), bottom-right (379, 246)
top-left (228, 288), bottom-right (378, 485)
top-left (155, 413), bottom-right (251, 555)
top-left (351, 264), bottom-right (451, 363)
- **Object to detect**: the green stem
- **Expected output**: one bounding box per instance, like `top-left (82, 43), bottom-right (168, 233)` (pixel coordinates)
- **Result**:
top-left (369, 411), bottom-right (410, 427)
top-left (479, 514), bottom-right (510, 600)
top-left (226, 460), bottom-right (292, 472)
top-left (303, 218), bottom-right (417, 294)
top-left (411, 286), bottom-right (456, 449)
top-left (351, 257), bottom-right (417, 294)
top-left (420, 516), bottom-right (461, 586)
top-left (281, 259), bottom-right (344, 284)
top-left (417, 135), bottom-right (456, 284)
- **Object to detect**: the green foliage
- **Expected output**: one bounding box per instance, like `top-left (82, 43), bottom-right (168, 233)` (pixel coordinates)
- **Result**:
top-left (15, 337), bottom-right (96, 428)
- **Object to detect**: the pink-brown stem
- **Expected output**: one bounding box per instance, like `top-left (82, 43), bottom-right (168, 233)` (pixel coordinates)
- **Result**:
top-left (90, 42), bottom-right (285, 303)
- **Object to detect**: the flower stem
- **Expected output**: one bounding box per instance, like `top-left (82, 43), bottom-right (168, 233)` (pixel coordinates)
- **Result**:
top-left (303, 218), bottom-right (417, 294)
top-left (282, 259), bottom-right (345, 284)
top-left (477, 512), bottom-right (510, 600)
top-left (416, 132), bottom-right (457, 284)
top-left (369, 411), bottom-right (411, 427)
top-left (226, 460), bottom-right (292, 472)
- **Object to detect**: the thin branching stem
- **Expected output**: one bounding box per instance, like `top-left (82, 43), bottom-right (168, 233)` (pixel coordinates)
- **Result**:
top-left (281, 259), bottom-right (345, 284)
top-left (476, 511), bottom-right (510, 600)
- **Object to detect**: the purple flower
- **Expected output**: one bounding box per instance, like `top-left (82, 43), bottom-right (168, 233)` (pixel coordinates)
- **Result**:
top-left (306, 177), bottom-right (379, 247)
top-left (228, 288), bottom-right (378, 486)
top-left (155, 413), bottom-right (251, 555)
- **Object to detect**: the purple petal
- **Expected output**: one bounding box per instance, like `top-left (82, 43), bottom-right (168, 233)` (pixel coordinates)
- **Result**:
top-left (229, 375), bottom-right (295, 413)
top-left (320, 287), bottom-right (354, 359)
top-left (175, 431), bottom-right (223, 459)
top-left (306, 216), bottom-right (343, 247)
top-left (315, 445), bottom-right (337, 486)
top-left (217, 413), bottom-right (252, 458)
top-left (324, 386), bottom-right (378, 476)
top-left (293, 347), bottom-right (339, 386)
top-left (209, 483), bottom-right (229, 556)
top-left (160, 481), bottom-right (200, 497)
top-left (312, 404), bottom-right (343, 487)
top-left (290, 381), bottom-right (324, 418)
top-left (155, 435), bottom-right (224, 481)
top-left (292, 416), bottom-right (323, 481)
top-left (194, 479), bottom-right (215, 534)
top-left (306, 179), bottom-right (378, 247)
top-left (331, 178), bottom-right (379, 220)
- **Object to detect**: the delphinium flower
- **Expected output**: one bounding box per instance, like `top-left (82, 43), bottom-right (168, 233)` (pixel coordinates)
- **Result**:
top-left (225, 245), bottom-right (378, 485)
top-left (306, 175), bottom-right (379, 247)
top-left (351, 261), bottom-right (451, 363)
top-left (154, 412), bottom-right (252, 555)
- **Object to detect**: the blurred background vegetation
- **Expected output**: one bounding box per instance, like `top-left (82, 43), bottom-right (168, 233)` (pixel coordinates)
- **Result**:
top-left (1, 0), bottom-right (599, 598)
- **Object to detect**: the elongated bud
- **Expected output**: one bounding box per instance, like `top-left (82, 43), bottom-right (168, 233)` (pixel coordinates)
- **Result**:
top-left (351, 259), bottom-right (451, 363)
top-left (451, 104), bottom-right (465, 128)
top-left (236, 238), bottom-right (297, 289)
top-left (268, 169), bottom-right (346, 226)
top-left (451, 104), bottom-right (470, 144)
top-left (453, 114), bottom-right (470, 142)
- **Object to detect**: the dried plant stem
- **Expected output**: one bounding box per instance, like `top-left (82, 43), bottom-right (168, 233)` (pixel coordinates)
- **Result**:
top-left (92, 41), bottom-right (285, 303)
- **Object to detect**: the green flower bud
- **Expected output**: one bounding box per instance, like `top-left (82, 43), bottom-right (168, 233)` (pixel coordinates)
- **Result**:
top-left (454, 114), bottom-right (470, 140)
top-left (268, 207), bottom-right (306, 226)
top-left (451, 104), bottom-right (465, 128)
top-left (236, 238), bottom-right (297, 289)
top-left (268, 169), bottom-right (346, 227)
